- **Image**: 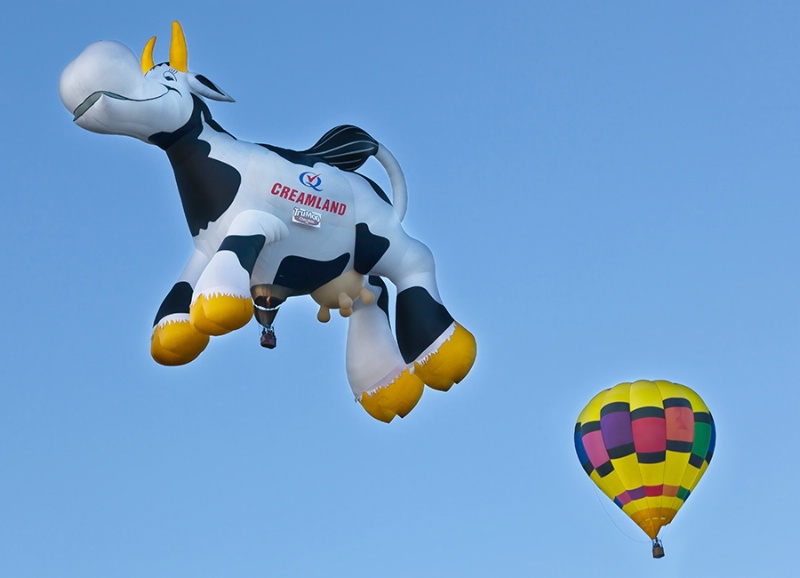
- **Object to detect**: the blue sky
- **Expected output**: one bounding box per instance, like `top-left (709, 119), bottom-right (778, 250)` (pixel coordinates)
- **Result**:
top-left (2, 1), bottom-right (798, 576)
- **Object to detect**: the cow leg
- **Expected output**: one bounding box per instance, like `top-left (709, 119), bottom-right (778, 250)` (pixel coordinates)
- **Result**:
top-left (372, 232), bottom-right (477, 392)
top-left (190, 210), bottom-right (288, 336)
top-left (150, 249), bottom-right (211, 366)
top-left (346, 276), bottom-right (424, 423)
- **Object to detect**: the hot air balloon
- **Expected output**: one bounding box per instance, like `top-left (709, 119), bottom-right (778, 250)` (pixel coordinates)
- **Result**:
top-left (574, 380), bottom-right (716, 558)
top-left (58, 22), bottom-right (477, 423)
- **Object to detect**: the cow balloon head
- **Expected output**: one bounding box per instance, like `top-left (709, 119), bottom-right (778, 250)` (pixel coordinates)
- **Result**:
top-left (59, 21), bottom-right (233, 141)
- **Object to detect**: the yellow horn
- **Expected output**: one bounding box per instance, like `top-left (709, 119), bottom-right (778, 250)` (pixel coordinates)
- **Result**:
top-left (169, 21), bottom-right (188, 72)
top-left (141, 36), bottom-right (156, 74)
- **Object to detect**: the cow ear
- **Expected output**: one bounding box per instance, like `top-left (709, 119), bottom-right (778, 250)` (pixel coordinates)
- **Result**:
top-left (187, 73), bottom-right (235, 102)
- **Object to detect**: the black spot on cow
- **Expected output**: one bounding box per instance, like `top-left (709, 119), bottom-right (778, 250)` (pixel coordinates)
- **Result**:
top-left (354, 223), bottom-right (389, 274)
top-left (258, 144), bottom-right (321, 169)
top-left (150, 96), bottom-right (241, 236)
top-left (395, 286), bottom-right (454, 363)
top-left (368, 276), bottom-right (390, 319)
top-left (273, 253), bottom-right (351, 295)
top-left (218, 234), bottom-right (266, 274)
top-left (153, 280), bottom-right (193, 324)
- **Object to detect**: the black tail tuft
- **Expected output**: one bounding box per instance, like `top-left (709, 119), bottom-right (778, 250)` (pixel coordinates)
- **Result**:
top-left (302, 125), bottom-right (379, 172)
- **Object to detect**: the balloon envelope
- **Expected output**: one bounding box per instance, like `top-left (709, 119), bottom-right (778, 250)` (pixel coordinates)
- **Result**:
top-left (574, 380), bottom-right (715, 539)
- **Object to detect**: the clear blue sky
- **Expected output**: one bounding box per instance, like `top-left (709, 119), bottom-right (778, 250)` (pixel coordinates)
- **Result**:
top-left (2, 2), bottom-right (798, 576)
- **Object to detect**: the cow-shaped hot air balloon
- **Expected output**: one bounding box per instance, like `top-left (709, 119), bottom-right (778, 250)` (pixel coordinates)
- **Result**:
top-left (59, 21), bottom-right (477, 423)
top-left (574, 380), bottom-right (716, 558)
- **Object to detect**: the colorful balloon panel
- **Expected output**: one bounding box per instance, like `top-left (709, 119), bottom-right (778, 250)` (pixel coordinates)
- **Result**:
top-left (574, 380), bottom-right (715, 539)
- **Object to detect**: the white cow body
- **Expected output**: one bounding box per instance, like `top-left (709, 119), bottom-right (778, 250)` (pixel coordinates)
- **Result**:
top-left (192, 135), bottom-right (361, 275)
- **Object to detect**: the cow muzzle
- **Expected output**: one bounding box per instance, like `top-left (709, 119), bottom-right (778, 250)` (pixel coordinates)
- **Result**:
top-left (60, 40), bottom-right (146, 117)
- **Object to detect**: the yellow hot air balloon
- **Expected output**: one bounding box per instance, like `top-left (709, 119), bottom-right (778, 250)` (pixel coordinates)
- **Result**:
top-left (574, 380), bottom-right (716, 558)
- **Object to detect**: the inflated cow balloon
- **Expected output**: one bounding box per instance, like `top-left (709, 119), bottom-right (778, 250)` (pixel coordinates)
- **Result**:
top-left (59, 21), bottom-right (476, 422)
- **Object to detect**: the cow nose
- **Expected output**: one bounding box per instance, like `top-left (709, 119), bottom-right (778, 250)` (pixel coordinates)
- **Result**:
top-left (59, 40), bottom-right (143, 114)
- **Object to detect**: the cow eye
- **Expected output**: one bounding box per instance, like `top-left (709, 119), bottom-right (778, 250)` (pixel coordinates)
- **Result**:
top-left (163, 71), bottom-right (176, 82)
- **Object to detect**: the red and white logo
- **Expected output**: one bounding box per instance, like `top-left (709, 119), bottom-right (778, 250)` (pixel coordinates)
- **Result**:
top-left (271, 182), bottom-right (347, 216)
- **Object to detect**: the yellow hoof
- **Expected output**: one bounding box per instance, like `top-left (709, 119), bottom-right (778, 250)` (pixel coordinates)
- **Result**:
top-left (190, 293), bottom-right (253, 336)
top-left (359, 368), bottom-right (425, 423)
top-left (151, 318), bottom-right (210, 366)
top-left (414, 322), bottom-right (477, 391)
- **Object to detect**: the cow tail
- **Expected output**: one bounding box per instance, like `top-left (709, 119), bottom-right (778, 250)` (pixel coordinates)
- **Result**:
top-left (300, 125), bottom-right (408, 221)
top-left (374, 144), bottom-right (408, 222)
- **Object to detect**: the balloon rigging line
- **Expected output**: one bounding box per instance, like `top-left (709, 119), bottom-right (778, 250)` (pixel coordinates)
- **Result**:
top-left (593, 486), bottom-right (649, 544)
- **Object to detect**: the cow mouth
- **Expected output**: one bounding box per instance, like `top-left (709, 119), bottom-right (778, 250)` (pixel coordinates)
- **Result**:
top-left (72, 89), bottom-right (171, 121)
